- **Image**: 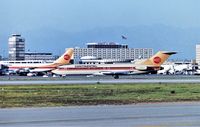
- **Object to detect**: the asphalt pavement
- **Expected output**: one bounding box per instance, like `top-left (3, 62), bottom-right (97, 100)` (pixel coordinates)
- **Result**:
top-left (1, 75), bottom-right (200, 85)
top-left (1, 102), bottom-right (200, 127)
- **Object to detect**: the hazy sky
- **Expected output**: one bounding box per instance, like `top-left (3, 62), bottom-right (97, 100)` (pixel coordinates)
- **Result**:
top-left (1, 0), bottom-right (200, 58)
top-left (1, 0), bottom-right (200, 31)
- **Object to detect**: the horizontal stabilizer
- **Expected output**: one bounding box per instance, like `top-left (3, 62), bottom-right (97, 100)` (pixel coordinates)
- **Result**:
top-left (162, 51), bottom-right (177, 55)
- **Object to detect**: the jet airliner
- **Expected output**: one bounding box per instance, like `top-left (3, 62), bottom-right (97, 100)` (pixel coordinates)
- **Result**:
top-left (52, 51), bottom-right (176, 79)
top-left (0, 48), bottom-right (74, 75)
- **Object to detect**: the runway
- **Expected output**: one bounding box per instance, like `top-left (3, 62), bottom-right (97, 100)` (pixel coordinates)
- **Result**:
top-left (1, 102), bottom-right (200, 127)
top-left (1, 75), bottom-right (200, 85)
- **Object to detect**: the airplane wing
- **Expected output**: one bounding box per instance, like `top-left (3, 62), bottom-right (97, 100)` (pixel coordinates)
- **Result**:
top-left (93, 69), bottom-right (151, 76)
top-left (29, 68), bottom-right (55, 73)
top-left (93, 70), bottom-right (133, 76)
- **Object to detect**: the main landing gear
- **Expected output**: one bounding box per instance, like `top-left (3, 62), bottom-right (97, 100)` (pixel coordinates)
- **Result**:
top-left (113, 75), bottom-right (119, 79)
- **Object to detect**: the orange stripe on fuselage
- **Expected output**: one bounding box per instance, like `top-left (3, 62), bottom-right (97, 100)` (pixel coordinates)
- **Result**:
top-left (58, 67), bottom-right (136, 71)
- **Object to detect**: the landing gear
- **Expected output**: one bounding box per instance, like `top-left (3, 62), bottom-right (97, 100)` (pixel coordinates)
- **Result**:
top-left (113, 75), bottom-right (119, 79)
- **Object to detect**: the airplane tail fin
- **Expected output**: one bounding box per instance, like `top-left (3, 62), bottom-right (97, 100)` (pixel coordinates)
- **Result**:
top-left (53, 48), bottom-right (74, 65)
top-left (141, 51), bottom-right (176, 66)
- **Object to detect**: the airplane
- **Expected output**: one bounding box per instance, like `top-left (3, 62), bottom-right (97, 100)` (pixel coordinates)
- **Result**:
top-left (158, 63), bottom-right (195, 75)
top-left (0, 48), bottom-right (74, 75)
top-left (0, 64), bottom-right (8, 75)
top-left (52, 51), bottom-right (176, 79)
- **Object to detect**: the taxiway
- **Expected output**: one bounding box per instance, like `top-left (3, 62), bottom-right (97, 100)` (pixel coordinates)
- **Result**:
top-left (1, 75), bottom-right (200, 85)
top-left (1, 102), bottom-right (200, 127)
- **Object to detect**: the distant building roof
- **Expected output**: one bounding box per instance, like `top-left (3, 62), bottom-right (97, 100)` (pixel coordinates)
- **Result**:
top-left (25, 52), bottom-right (52, 55)
top-left (11, 34), bottom-right (21, 37)
top-left (86, 42), bottom-right (128, 48)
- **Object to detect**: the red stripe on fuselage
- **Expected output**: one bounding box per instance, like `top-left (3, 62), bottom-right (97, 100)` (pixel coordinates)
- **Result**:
top-left (9, 66), bottom-right (56, 69)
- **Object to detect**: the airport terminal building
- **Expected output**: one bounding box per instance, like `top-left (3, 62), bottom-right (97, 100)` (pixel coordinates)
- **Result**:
top-left (24, 52), bottom-right (56, 61)
top-left (8, 34), bottom-right (56, 61)
top-left (73, 42), bottom-right (153, 62)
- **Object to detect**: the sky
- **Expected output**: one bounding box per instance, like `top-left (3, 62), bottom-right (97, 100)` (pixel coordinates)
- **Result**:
top-left (1, 0), bottom-right (200, 59)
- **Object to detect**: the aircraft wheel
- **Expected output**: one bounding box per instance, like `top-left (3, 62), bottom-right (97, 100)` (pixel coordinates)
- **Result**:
top-left (114, 75), bottom-right (119, 79)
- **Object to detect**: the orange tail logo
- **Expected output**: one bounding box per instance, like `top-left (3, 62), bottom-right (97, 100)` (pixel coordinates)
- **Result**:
top-left (141, 51), bottom-right (176, 66)
top-left (53, 48), bottom-right (74, 65)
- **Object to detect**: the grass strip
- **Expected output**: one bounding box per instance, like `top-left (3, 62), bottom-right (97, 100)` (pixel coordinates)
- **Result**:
top-left (1, 83), bottom-right (200, 108)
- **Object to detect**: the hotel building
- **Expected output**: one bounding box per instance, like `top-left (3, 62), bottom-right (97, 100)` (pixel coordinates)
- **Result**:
top-left (73, 42), bottom-right (153, 62)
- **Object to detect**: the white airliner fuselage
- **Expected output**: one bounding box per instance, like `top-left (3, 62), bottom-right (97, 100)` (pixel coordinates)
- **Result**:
top-left (53, 63), bottom-right (159, 77)
top-left (0, 60), bottom-right (56, 72)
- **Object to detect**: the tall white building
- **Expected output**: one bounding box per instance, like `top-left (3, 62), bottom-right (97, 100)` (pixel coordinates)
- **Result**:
top-left (73, 42), bottom-right (153, 61)
top-left (196, 44), bottom-right (200, 64)
top-left (8, 34), bottom-right (25, 60)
